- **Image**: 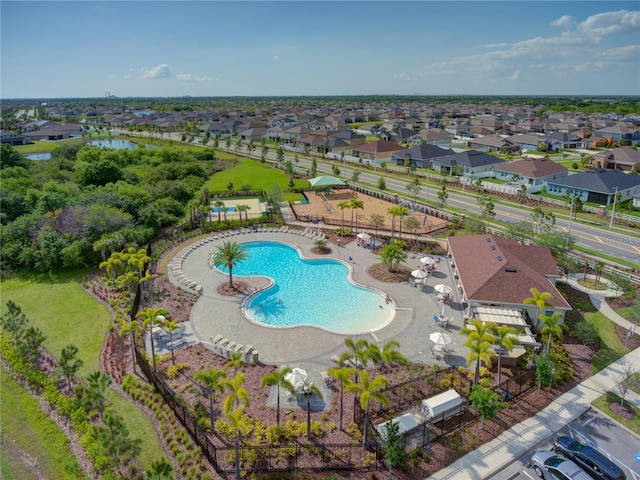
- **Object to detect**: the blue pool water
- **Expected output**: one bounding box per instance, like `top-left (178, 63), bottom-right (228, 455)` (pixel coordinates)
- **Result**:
top-left (214, 241), bottom-right (393, 333)
top-left (212, 206), bottom-right (237, 213)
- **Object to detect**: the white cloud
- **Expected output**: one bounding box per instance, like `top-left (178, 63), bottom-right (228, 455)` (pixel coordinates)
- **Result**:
top-left (578, 10), bottom-right (640, 42)
top-left (140, 64), bottom-right (213, 83)
top-left (551, 15), bottom-right (574, 28)
top-left (597, 44), bottom-right (640, 60)
top-left (273, 55), bottom-right (280, 61)
top-left (142, 64), bottom-right (173, 79)
top-left (507, 70), bottom-right (521, 81)
top-left (393, 72), bottom-right (413, 81)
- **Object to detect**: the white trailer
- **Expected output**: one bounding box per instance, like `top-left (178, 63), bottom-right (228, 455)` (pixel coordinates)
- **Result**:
top-left (422, 389), bottom-right (464, 422)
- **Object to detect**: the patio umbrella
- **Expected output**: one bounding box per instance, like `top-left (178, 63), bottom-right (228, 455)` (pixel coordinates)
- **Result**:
top-left (285, 367), bottom-right (308, 392)
top-left (429, 331), bottom-right (452, 346)
top-left (357, 232), bottom-right (371, 240)
top-left (420, 256), bottom-right (435, 266)
top-left (411, 269), bottom-right (428, 279)
top-left (434, 284), bottom-right (452, 295)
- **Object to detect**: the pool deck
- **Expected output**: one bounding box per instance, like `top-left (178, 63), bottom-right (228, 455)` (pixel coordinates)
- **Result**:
top-left (167, 228), bottom-right (468, 383)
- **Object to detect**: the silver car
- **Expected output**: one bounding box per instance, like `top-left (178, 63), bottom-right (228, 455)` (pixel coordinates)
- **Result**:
top-left (531, 451), bottom-right (593, 480)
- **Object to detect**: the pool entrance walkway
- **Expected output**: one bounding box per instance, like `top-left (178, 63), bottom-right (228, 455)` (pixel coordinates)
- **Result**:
top-left (169, 227), bottom-right (467, 390)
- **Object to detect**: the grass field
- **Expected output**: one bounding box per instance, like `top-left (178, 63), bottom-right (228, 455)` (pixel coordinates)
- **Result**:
top-left (202, 157), bottom-right (308, 192)
top-left (1, 371), bottom-right (84, 479)
top-left (1, 270), bottom-right (163, 470)
top-left (592, 391), bottom-right (640, 435)
top-left (586, 310), bottom-right (629, 373)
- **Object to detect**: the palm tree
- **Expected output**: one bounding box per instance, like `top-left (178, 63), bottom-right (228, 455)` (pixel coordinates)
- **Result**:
top-left (387, 205), bottom-right (407, 240)
top-left (300, 380), bottom-right (323, 440)
top-left (222, 372), bottom-right (250, 413)
top-left (225, 351), bottom-right (246, 376)
top-left (137, 307), bottom-right (168, 372)
top-left (524, 288), bottom-right (554, 329)
top-left (540, 312), bottom-right (567, 352)
top-left (345, 370), bottom-right (390, 447)
top-left (120, 317), bottom-right (143, 374)
top-left (260, 366), bottom-right (295, 426)
top-left (212, 241), bottom-right (249, 289)
top-left (350, 198), bottom-right (365, 234)
top-left (461, 319), bottom-right (497, 385)
top-left (194, 368), bottom-right (227, 429)
top-left (594, 261), bottom-right (605, 286)
top-left (488, 324), bottom-right (520, 387)
top-left (163, 319), bottom-right (181, 365)
top-left (236, 204), bottom-right (251, 224)
top-left (226, 405), bottom-right (250, 480)
top-left (378, 339), bottom-right (408, 369)
top-left (339, 337), bottom-right (370, 379)
top-left (337, 201), bottom-right (350, 236)
top-left (214, 200), bottom-right (225, 222)
top-left (327, 366), bottom-right (355, 431)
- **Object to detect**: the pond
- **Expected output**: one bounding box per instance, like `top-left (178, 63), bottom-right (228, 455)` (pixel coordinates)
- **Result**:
top-left (25, 153), bottom-right (52, 160)
top-left (87, 139), bottom-right (141, 150)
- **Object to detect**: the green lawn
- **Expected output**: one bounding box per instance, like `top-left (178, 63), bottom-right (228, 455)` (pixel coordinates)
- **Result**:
top-left (592, 391), bottom-right (640, 435)
top-left (14, 138), bottom-right (85, 154)
top-left (586, 311), bottom-right (629, 373)
top-left (0, 271), bottom-right (162, 470)
top-left (0, 270), bottom-right (109, 376)
top-left (1, 371), bottom-right (84, 479)
top-left (203, 157), bottom-right (308, 192)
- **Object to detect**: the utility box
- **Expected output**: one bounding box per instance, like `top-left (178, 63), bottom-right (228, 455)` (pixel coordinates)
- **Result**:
top-left (422, 389), bottom-right (464, 422)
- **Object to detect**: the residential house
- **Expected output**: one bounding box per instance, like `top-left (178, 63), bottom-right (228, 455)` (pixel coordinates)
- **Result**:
top-left (448, 234), bottom-right (571, 331)
top-left (466, 135), bottom-right (516, 153)
top-left (545, 132), bottom-right (590, 150)
top-left (331, 130), bottom-right (366, 149)
top-left (431, 150), bottom-right (506, 176)
top-left (239, 127), bottom-right (268, 142)
top-left (595, 122), bottom-right (640, 145)
top-left (493, 157), bottom-right (568, 193)
top-left (545, 168), bottom-right (640, 206)
top-left (506, 133), bottom-right (562, 153)
top-left (1, 130), bottom-right (30, 145)
top-left (390, 144), bottom-right (454, 168)
top-left (352, 140), bottom-right (404, 164)
top-left (409, 128), bottom-right (455, 148)
top-left (592, 147), bottom-right (640, 172)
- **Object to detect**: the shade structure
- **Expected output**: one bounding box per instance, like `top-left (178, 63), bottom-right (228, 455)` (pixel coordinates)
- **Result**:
top-left (308, 175), bottom-right (345, 188)
top-left (433, 284), bottom-right (452, 295)
top-left (429, 332), bottom-right (452, 346)
top-left (357, 232), bottom-right (371, 240)
top-left (285, 368), bottom-right (308, 392)
top-left (420, 256), bottom-right (435, 266)
top-left (411, 269), bottom-right (428, 279)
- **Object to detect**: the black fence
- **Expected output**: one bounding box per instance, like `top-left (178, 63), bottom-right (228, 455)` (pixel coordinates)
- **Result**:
top-left (354, 366), bottom-right (537, 451)
top-left (134, 345), bottom-right (385, 475)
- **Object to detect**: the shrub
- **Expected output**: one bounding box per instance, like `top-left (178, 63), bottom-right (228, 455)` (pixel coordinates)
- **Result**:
top-left (574, 320), bottom-right (599, 346)
top-left (167, 362), bottom-right (189, 379)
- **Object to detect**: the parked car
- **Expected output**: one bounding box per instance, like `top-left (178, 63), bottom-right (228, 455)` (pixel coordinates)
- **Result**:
top-left (554, 436), bottom-right (626, 480)
top-left (531, 451), bottom-right (593, 480)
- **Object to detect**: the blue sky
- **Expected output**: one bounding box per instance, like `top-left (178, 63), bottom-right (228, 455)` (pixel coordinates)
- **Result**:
top-left (2, 1), bottom-right (639, 98)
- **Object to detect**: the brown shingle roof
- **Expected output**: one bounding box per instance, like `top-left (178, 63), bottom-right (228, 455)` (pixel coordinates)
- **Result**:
top-left (494, 157), bottom-right (567, 178)
top-left (353, 140), bottom-right (403, 154)
top-left (448, 235), bottom-right (570, 309)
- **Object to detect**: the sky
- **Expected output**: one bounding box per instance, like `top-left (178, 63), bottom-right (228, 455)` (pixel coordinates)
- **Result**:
top-left (1, 1), bottom-right (639, 99)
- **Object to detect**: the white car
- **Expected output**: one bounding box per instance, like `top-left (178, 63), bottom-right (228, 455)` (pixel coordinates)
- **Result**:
top-left (531, 451), bottom-right (593, 480)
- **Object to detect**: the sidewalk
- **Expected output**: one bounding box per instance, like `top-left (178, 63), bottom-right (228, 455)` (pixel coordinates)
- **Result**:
top-left (430, 276), bottom-right (640, 480)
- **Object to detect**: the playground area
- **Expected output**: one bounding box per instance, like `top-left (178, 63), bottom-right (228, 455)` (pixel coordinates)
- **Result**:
top-left (208, 197), bottom-right (266, 222)
top-left (290, 188), bottom-right (449, 233)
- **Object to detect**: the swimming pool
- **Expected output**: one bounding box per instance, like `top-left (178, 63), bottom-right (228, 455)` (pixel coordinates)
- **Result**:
top-left (214, 241), bottom-right (393, 333)
top-left (212, 206), bottom-right (237, 213)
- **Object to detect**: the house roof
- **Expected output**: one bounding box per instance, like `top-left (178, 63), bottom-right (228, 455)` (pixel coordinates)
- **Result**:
top-left (594, 147), bottom-right (640, 166)
top-left (448, 235), bottom-right (570, 309)
top-left (548, 168), bottom-right (640, 193)
top-left (434, 150), bottom-right (506, 169)
top-left (391, 144), bottom-right (453, 161)
top-left (353, 140), bottom-right (403, 154)
top-left (494, 157), bottom-right (567, 178)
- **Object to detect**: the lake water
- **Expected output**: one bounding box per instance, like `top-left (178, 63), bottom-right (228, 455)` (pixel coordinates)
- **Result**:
top-left (26, 153), bottom-right (52, 160)
top-left (87, 139), bottom-right (140, 150)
